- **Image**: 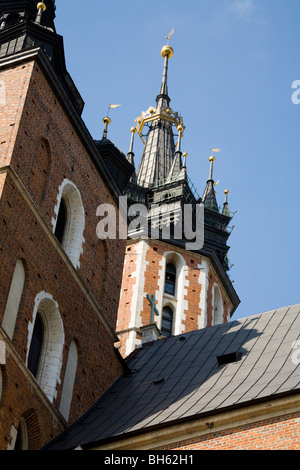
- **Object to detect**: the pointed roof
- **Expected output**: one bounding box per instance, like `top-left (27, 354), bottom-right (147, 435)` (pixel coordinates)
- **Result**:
top-left (202, 156), bottom-right (219, 212)
top-left (135, 45), bottom-right (184, 187)
top-left (43, 303), bottom-right (300, 450)
top-left (222, 189), bottom-right (231, 217)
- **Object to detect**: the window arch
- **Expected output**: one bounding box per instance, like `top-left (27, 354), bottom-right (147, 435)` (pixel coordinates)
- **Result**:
top-left (10, 410), bottom-right (41, 451)
top-left (14, 418), bottom-right (28, 450)
top-left (161, 306), bottom-right (174, 337)
top-left (53, 179), bottom-right (85, 269)
top-left (59, 340), bottom-right (78, 421)
top-left (164, 263), bottom-right (176, 296)
top-left (27, 312), bottom-right (44, 378)
top-left (2, 260), bottom-right (25, 340)
top-left (213, 284), bottom-right (224, 325)
top-left (160, 251), bottom-right (187, 337)
top-left (27, 292), bottom-right (64, 403)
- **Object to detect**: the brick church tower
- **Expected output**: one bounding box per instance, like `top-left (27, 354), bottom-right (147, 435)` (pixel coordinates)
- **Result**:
top-left (0, 1), bottom-right (131, 449)
top-left (116, 42), bottom-right (240, 358)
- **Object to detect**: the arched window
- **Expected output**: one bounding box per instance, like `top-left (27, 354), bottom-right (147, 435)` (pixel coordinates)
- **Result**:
top-left (2, 260), bottom-right (25, 340)
top-left (53, 180), bottom-right (85, 269)
top-left (59, 340), bottom-right (78, 421)
top-left (9, 410), bottom-right (41, 451)
top-left (14, 418), bottom-right (28, 451)
top-left (54, 197), bottom-right (67, 244)
top-left (27, 312), bottom-right (44, 378)
top-left (27, 293), bottom-right (64, 403)
top-left (164, 263), bottom-right (176, 296)
top-left (213, 284), bottom-right (224, 325)
top-left (161, 306), bottom-right (174, 337)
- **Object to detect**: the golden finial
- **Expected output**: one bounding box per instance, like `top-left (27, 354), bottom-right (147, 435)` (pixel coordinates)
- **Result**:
top-left (209, 156), bottom-right (215, 163)
top-left (37, 2), bottom-right (47, 11)
top-left (161, 45), bottom-right (174, 59)
top-left (183, 151), bottom-right (188, 168)
top-left (102, 117), bottom-right (111, 139)
top-left (224, 188), bottom-right (229, 195)
top-left (103, 117), bottom-right (111, 125)
top-left (130, 127), bottom-right (137, 134)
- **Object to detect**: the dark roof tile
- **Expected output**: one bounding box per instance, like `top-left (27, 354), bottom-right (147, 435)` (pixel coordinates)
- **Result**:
top-left (44, 303), bottom-right (300, 450)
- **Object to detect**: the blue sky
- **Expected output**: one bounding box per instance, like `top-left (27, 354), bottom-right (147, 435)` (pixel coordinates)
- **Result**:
top-left (55, 0), bottom-right (299, 320)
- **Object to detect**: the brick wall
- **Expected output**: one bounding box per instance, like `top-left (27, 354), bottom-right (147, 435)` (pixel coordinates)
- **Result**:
top-left (0, 57), bottom-right (125, 448)
top-left (117, 239), bottom-right (233, 357)
top-left (163, 413), bottom-right (300, 450)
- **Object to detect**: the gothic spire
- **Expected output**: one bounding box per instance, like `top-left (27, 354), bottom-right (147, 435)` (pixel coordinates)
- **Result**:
top-left (222, 189), bottom-right (231, 217)
top-left (134, 42), bottom-right (184, 187)
top-left (202, 155), bottom-right (219, 212)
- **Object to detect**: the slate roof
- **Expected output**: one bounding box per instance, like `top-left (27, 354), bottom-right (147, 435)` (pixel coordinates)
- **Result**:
top-left (44, 304), bottom-right (300, 450)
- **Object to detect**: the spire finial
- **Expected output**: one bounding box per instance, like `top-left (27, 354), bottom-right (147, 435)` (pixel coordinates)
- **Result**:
top-left (208, 155), bottom-right (215, 180)
top-left (183, 151), bottom-right (188, 169)
top-left (224, 188), bottom-right (229, 203)
top-left (208, 148), bottom-right (220, 180)
top-left (222, 188), bottom-right (231, 217)
top-left (177, 123), bottom-right (184, 152)
top-left (102, 117), bottom-right (111, 140)
top-left (35, 2), bottom-right (47, 25)
top-left (128, 127), bottom-right (137, 154)
top-left (101, 104), bottom-right (121, 139)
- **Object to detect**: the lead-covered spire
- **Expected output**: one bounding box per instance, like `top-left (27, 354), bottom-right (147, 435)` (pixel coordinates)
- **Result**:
top-left (134, 42), bottom-right (184, 187)
top-left (202, 154), bottom-right (219, 212)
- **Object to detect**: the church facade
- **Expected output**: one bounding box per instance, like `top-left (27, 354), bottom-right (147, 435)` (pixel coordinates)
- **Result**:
top-left (0, 0), bottom-right (131, 449)
top-left (0, 0), bottom-right (299, 452)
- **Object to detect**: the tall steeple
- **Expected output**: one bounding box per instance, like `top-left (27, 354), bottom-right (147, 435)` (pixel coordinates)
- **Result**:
top-left (135, 43), bottom-right (184, 187)
top-left (202, 154), bottom-right (219, 212)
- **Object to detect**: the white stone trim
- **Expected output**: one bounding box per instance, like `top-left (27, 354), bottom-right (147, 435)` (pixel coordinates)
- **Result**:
top-left (212, 283), bottom-right (224, 325)
top-left (2, 259), bottom-right (25, 340)
top-left (26, 291), bottom-right (65, 403)
top-left (159, 251), bottom-right (187, 336)
top-left (198, 260), bottom-right (208, 329)
top-left (52, 179), bottom-right (85, 269)
top-left (127, 240), bottom-right (149, 355)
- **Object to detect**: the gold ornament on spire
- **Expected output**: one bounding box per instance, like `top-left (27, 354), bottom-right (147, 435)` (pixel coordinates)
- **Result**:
top-left (161, 28), bottom-right (175, 59)
top-left (37, 2), bottom-right (47, 12)
top-left (161, 45), bottom-right (174, 59)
